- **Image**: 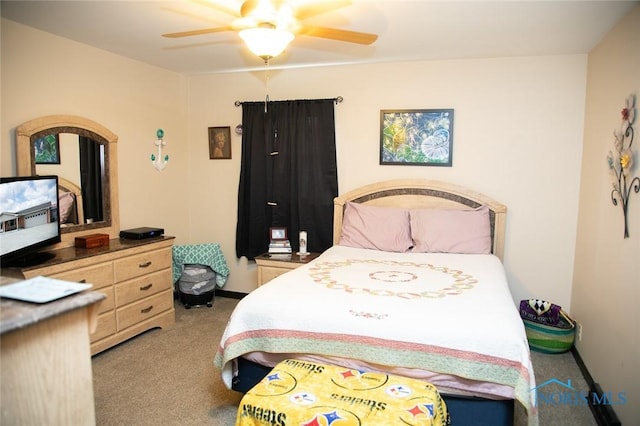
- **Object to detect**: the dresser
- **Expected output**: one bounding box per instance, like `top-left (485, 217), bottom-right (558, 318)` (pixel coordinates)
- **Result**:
top-left (4, 237), bottom-right (175, 355)
top-left (254, 252), bottom-right (320, 286)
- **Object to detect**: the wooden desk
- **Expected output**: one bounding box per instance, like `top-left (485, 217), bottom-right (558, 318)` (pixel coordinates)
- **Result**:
top-left (0, 284), bottom-right (104, 425)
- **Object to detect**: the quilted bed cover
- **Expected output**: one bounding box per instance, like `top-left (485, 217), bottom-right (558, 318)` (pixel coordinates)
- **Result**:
top-left (215, 245), bottom-right (538, 425)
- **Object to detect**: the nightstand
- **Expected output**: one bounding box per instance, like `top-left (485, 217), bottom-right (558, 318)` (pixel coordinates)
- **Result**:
top-left (254, 252), bottom-right (321, 286)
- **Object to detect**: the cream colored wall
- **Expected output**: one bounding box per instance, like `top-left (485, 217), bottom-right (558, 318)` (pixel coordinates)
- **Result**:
top-left (187, 55), bottom-right (588, 302)
top-left (2, 18), bottom-right (590, 314)
top-left (1, 19), bottom-right (190, 245)
top-left (572, 6), bottom-right (640, 424)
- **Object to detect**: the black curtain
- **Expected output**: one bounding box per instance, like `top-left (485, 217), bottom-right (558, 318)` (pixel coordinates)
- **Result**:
top-left (79, 137), bottom-right (103, 222)
top-left (236, 99), bottom-right (338, 260)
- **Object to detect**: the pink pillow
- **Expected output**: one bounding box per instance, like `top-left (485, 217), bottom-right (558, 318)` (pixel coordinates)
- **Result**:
top-left (339, 202), bottom-right (413, 252)
top-left (58, 191), bottom-right (75, 224)
top-left (410, 205), bottom-right (491, 254)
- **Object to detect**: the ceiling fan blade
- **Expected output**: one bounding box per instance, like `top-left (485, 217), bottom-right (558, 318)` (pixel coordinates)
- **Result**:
top-left (162, 26), bottom-right (235, 38)
top-left (240, 0), bottom-right (260, 17)
top-left (298, 25), bottom-right (378, 45)
top-left (294, 0), bottom-right (352, 21)
top-left (192, 0), bottom-right (240, 17)
top-left (239, 0), bottom-right (351, 20)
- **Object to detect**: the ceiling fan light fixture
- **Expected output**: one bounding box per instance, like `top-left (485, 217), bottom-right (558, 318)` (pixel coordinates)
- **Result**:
top-left (239, 27), bottom-right (294, 59)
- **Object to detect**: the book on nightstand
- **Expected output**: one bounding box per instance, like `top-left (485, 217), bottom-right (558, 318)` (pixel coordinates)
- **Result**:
top-left (268, 239), bottom-right (292, 254)
top-left (267, 253), bottom-right (293, 260)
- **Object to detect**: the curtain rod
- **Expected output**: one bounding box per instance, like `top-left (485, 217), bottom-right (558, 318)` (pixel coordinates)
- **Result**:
top-left (234, 96), bottom-right (343, 107)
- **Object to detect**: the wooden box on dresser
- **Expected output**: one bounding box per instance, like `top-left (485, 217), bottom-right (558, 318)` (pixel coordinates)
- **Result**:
top-left (6, 236), bottom-right (175, 355)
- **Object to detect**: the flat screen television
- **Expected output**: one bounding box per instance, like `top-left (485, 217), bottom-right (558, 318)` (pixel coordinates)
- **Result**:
top-left (0, 175), bottom-right (61, 267)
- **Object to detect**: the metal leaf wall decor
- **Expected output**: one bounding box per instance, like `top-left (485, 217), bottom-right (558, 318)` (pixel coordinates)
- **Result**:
top-left (607, 94), bottom-right (639, 238)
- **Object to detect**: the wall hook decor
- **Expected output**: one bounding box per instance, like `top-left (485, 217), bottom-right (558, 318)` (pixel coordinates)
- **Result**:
top-left (607, 94), bottom-right (639, 238)
top-left (151, 128), bottom-right (169, 171)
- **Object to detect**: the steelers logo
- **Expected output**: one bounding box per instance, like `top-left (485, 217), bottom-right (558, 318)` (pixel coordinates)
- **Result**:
top-left (397, 396), bottom-right (440, 425)
top-left (290, 392), bottom-right (317, 405)
top-left (252, 371), bottom-right (297, 397)
top-left (330, 369), bottom-right (388, 391)
top-left (385, 384), bottom-right (413, 398)
top-left (300, 407), bottom-right (361, 426)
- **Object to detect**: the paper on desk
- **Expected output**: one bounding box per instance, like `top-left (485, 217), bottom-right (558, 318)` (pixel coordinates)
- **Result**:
top-left (0, 276), bottom-right (92, 303)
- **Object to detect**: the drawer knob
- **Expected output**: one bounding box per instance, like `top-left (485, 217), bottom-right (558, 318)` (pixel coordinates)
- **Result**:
top-left (139, 261), bottom-right (152, 268)
top-left (140, 305), bottom-right (154, 314)
top-left (139, 283), bottom-right (153, 291)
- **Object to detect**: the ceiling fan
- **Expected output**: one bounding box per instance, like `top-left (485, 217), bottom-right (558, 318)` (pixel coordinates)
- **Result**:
top-left (162, 0), bottom-right (378, 60)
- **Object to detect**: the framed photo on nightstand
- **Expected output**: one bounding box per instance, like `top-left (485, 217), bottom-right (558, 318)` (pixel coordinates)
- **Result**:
top-left (269, 227), bottom-right (288, 241)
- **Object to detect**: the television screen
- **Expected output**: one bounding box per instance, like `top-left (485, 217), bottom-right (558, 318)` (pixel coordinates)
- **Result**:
top-left (0, 175), bottom-right (61, 267)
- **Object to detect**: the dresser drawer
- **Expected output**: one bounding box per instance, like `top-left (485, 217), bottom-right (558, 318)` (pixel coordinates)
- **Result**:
top-left (115, 270), bottom-right (172, 306)
top-left (51, 263), bottom-right (114, 290)
top-left (255, 253), bottom-right (320, 286)
top-left (116, 290), bottom-right (174, 331)
top-left (113, 247), bottom-right (172, 282)
top-left (94, 287), bottom-right (114, 314)
top-left (258, 266), bottom-right (291, 285)
top-left (91, 311), bottom-right (116, 342)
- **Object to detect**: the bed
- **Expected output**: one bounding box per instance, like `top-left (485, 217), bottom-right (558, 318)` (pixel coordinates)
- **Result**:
top-left (215, 179), bottom-right (537, 426)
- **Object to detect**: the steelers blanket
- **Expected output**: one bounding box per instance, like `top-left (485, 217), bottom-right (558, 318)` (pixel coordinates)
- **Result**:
top-left (236, 359), bottom-right (449, 426)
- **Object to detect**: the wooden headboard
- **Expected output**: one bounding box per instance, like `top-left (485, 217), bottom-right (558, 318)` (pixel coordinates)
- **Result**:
top-left (58, 176), bottom-right (84, 225)
top-left (333, 179), bottom-right (507, 260)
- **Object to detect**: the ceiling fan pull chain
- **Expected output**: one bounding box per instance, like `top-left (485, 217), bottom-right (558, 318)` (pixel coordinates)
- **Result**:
top-left (264, 58), bottom-right (271, 113)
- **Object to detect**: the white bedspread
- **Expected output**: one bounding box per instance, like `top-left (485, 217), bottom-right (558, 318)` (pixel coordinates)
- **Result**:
top-left (215, 245), bottom-right (538, 425)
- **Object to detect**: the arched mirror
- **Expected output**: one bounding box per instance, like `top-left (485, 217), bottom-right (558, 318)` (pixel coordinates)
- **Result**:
top-left (16, 115), bottom-right (120, 247)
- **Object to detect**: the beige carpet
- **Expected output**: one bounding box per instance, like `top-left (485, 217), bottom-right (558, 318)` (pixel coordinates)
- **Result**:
top-left (92, 297), bottom-right (241, 425)
top-left (92, 296), bottom-right (597, 426)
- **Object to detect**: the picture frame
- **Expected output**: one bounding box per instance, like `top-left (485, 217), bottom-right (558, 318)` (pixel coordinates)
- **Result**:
top-left (380, 109), bottom-right (454, 166)
top-left (208, 126), bottom-right (231, 159)
top-left (34, 134), bottom-right (60, 164)
top-left (269, 227), bottom-right (288, 241)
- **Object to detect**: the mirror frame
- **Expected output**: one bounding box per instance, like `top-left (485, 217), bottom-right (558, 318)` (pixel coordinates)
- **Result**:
top-left (16, 115), bottom-right (120, 248)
